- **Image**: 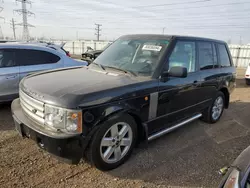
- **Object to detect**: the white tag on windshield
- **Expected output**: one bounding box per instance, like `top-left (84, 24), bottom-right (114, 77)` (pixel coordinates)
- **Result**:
top-left (142, 45), bottom-right (162, 51)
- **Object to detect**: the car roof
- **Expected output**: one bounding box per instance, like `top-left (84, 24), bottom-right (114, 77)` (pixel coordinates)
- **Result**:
top-left (119, 34), bottom-right (226, 44)
top-left (0, 43), bottom-right (60, 51)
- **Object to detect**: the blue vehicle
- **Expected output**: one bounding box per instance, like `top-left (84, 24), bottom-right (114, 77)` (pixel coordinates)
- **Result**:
top-left (0, 43), bottom-right (88, 102)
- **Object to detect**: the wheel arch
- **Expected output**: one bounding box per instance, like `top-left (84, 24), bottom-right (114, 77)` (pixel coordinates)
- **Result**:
top-left (219, 87), bottom-right (230, 109)
top-left (89, 105), bottom-right (148, 145)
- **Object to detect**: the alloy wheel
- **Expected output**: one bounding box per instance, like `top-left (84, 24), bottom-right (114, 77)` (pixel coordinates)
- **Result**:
top-left (100, 122), bottom-right (133, 164)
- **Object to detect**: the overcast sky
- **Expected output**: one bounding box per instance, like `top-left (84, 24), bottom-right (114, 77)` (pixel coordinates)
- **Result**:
top-left (1, 0), bottom-right (250, 43)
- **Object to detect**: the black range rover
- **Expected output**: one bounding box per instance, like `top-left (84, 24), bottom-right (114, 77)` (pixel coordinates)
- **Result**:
top-left (12, 34), bottom-right (236, 171)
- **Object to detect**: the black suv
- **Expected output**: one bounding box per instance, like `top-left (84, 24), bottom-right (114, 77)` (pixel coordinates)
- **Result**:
top-left (12, 35), bottom-right (236, 171)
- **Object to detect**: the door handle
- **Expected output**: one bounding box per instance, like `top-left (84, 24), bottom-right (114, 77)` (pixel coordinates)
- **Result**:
top-left (6, 75), bottom-right (17, 80)
top-left (192, 80), bottom-right (200, 86)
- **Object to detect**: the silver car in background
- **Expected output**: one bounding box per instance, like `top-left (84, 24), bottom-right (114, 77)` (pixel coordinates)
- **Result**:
top-left (0, 43), bottom-right (88, 102)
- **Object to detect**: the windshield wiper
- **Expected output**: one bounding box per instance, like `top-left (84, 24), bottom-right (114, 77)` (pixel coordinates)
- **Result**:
top-left (92, 62), bottom-right (106, 71)
top-left (103, 66), bottom-right (137, 77)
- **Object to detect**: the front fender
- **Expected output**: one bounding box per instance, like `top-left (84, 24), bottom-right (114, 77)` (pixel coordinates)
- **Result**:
top-left (86, 105), bottom-right (148, 146)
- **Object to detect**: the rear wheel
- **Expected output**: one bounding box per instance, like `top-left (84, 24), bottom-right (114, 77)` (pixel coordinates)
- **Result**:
top-left (86, 114), bottom-right (137, 171)
top-left (246, 79), bottom-right (250, 85)
top-left (202, 91), bottom-right (225, 123)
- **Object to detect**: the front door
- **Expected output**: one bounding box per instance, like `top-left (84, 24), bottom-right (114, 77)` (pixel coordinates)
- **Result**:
top-left (0, 49), bottom-right (19, 102)
top-left (147, 40), bottom-right (202, 134)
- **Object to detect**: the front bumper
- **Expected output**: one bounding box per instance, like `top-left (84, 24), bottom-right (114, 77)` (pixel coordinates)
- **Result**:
top-left (11, 98), bottom-right (89, 163)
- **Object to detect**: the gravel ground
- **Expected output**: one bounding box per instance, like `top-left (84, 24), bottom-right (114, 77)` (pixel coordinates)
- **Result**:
top-left (1, 69), bottom-right (250, 188)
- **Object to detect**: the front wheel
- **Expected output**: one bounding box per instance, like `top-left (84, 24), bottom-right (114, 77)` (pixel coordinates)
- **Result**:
top-left (202, 91), bottom-right (225, 123)
top-left (86, 114), bottom-right (137, 171)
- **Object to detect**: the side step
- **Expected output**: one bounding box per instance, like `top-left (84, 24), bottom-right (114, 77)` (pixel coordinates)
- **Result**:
top-left (148, 113), bottom-right (202, 141)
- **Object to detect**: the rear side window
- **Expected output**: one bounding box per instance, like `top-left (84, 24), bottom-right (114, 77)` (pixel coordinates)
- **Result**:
top-left (198, 42), bottom-right (214, 70)
top-left (17, 49), bottom-right (60, 66)
top-left (0, 49), bottom-right (16, 68)
top-left (218, 44), bottom-right (231, 67)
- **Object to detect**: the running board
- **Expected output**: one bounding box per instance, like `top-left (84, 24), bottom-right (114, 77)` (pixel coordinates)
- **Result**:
top-left (148, 113), bottom-right (202, 141)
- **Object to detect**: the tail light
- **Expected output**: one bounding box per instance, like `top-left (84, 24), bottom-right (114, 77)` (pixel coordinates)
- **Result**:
top-left (223, 169), bottom-right (240, 188)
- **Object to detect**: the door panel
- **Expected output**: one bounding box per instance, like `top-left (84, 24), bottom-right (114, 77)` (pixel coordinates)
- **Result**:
top-left (199, 69), bottom-right (221, 104)
top-left (0, 49), bottom-right (19, 102)
top-left (147, 73), bottom-right (203, 134)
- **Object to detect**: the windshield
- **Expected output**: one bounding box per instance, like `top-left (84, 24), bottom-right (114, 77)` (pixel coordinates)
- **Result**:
top-left (93, 39), bottom-right (169, 76)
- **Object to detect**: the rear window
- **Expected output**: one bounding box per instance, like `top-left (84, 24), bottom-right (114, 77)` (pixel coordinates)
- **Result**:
top-left (218, 44), bottom-right (231, 67)
top-left (17, 49), bottom-right (61, 66)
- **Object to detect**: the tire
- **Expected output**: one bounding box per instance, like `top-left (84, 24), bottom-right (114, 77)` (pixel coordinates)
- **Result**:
top-left (246, 79), bottom-right (250, 85)
top-left (202, 91), bottom-right (225, 124)
top-left (86, 114), bottom-right (137, 171)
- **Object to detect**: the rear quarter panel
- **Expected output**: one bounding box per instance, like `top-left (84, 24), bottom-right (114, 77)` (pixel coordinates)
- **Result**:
top-left (63, 58), bottom-right (88, 67)
top-left (219, 66), bottom-right (236, 94)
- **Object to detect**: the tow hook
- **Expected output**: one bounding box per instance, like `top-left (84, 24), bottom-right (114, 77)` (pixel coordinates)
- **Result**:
top-left (219, 166), bottom-right (229, 176)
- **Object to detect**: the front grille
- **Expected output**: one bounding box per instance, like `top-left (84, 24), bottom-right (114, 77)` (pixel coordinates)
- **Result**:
top-left (20, 90), bottom-right (45, 125)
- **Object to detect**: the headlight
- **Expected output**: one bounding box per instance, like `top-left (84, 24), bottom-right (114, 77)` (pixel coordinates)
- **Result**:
top-left (223, 168), bottom-right (240, 188)
top-left (44, 104), bottom-right (82, 134)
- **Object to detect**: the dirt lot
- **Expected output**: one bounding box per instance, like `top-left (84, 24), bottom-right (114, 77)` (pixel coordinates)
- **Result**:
top-left (1, 69), bottom-right (250, 188)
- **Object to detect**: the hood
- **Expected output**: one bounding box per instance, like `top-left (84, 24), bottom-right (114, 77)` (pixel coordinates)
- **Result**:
top-left (21, 67), bottom-right (155, 108)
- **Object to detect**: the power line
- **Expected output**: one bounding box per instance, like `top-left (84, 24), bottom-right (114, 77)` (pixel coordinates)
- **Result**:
top-left (77, 1), bottom-right (250, 20)
top-left (14, 0), bottom-right (35, 41)
top-left (132, 0), bottom-right (210, 8)
top-left (132, 1), bottom-right (250, 10)
top-left (95, 23), bottom-right (102, 41)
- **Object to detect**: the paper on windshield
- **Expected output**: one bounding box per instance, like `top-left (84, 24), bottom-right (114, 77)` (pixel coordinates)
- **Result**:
top-left (142, 45), bottom-right (162, 51)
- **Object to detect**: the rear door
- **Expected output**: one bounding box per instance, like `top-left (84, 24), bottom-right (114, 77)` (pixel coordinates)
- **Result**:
top-left (17, 49), bottom-right (61, 80)
top-left (0, 49), bottom-right (19, 102)
top-left (198, 41), bottom-right (221, 108)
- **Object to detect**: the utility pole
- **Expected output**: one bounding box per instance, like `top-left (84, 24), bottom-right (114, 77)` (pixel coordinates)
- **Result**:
top-left (162, 27), bottom-right (165, 35)
top-left (14, 0), bottom-right (35, 41)
top-left (0, 1), bottom-right (4, 39)
top-left (95, 23), bottom-right (102, 41)
top-left (10, 18), bottom-right (17, 40)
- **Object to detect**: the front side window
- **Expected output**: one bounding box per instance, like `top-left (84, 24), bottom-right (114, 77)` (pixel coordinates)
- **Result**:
top-left (94, 39), bottom-right (169, 76)
top-left (17, 49), bottom-right (60, 66)
top-left (0, 49), bottom-right (16, 68)
top-left (198, 42), bottom-right (214, 70)
top-left (218, 44), bottom-right (231, 67)
top-left (168, 41), bottom-right (196, 73)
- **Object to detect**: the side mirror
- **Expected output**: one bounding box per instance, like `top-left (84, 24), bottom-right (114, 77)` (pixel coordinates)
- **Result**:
top-left (168, 66), bottom-right (187, 78)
